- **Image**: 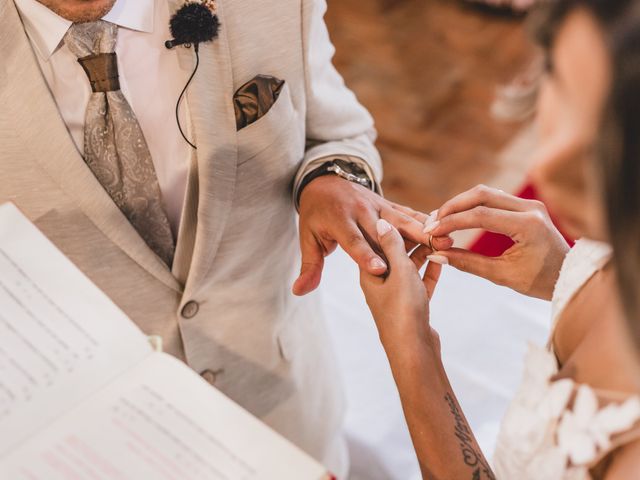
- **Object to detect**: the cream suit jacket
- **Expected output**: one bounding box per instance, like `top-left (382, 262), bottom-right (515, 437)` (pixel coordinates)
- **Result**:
top-left (0, 0), bottom-right (382, 475)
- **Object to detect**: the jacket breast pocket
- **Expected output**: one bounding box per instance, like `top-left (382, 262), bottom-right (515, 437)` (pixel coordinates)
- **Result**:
top-left (236, 82), bottom-right (299, 164)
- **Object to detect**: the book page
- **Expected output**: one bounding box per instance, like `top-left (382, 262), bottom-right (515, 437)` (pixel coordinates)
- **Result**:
top-left (0, 204), bottom-right (152, 456)
top-left (0, 353), bottom-right (330, 480)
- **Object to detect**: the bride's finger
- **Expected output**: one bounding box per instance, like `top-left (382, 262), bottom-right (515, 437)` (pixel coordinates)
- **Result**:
top-left (375, 219), bottom-right (412, 270)
top-left (431, 235), bottom-right (454, 251)
top-left (437, 184), bottom-right (536, 220)
top-left (409, 244), bottom-right (432, 270)
top-left (427, 248), bottom-right (505, 286)
top-left (427, 206), bottom-right (528, 239)
top-left (423, 261), bottom-right (443, 300)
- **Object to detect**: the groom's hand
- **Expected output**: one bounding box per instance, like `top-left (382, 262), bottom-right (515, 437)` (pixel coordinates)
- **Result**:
top-left (293, 175), bottom-right (453, 296)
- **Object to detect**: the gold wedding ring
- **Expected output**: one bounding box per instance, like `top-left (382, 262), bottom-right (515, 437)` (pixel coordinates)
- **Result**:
top-left (428, 234), bottom-right (436, 252)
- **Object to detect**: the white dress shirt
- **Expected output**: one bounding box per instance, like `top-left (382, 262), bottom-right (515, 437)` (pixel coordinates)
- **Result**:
top-left (14, 0), bottom-right (192, 235)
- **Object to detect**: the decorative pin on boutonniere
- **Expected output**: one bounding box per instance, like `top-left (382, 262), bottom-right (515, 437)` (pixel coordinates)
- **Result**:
top-left (165, 1), bottom-right (220, 51)
top-left (165, 1), bottom-right (221, 150)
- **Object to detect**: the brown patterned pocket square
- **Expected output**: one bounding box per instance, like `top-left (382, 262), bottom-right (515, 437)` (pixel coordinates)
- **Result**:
top-left (233, 75), bottom-right (285, 131)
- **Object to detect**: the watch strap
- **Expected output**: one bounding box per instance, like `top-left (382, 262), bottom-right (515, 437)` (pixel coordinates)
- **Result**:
top-left (297, 160), bottom-right (374, 206)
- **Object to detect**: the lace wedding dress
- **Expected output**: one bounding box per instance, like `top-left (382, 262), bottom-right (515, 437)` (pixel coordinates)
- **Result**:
top-left (492, 240), bottom-right (640, 479)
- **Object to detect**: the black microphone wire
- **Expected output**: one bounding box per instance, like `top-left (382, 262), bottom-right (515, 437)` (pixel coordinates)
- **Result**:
top-left (175, 43), bottom-right (200, 150)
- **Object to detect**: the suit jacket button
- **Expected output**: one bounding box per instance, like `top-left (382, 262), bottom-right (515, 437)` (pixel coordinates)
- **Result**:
top-left (201, 369), bottom-right (218, 385)
top-left (181, 301), bottom-right (199, 319)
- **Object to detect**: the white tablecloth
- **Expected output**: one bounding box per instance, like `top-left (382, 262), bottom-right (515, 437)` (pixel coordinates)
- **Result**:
top-left (320, 249), bottom-right (551, 480)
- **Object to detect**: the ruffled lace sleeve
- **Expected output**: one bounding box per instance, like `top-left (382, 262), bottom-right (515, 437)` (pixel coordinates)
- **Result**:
top-left (493, 345), bottom-right (640, 480)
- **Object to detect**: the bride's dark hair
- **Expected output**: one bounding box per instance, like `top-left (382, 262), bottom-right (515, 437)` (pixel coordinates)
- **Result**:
top-left (532, 0), bottom-right (640, 347)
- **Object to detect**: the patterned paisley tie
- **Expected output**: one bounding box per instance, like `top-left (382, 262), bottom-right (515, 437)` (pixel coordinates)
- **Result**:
top-left (65, 21), bottom-right (175, 266)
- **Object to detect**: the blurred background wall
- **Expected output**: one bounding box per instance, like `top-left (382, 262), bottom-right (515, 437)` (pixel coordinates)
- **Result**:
top-left (325, 0), bottom-right (537, 221)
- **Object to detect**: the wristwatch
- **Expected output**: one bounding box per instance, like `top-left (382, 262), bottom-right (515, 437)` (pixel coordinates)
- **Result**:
top-left (297, 159), bottom-right (374, 205)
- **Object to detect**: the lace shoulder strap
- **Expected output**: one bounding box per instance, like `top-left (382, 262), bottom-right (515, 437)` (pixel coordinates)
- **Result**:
top-left (551, 239), bottom-right (612, 330)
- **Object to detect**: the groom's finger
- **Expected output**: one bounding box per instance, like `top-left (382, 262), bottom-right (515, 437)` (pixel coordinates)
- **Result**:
top-left (381, 206), bottom-right (453, 251)
top-left (336, 222), bottom-right (388, 276)
top-left (292, 229), bottom-right (326, 296)
top-left (428, 248), bottom-right (505, 285)
top-left (356, 208), bottom-right (417, 254)
top-left (380, 206), bottom-right (426, 246)
top-left (388, 204), bottom-right (438, 252)
top-left (390, 203), bottom-right (429, 224)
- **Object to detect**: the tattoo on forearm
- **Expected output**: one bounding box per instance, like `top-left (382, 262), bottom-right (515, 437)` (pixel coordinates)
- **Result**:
top-left (444, 393), bottom-right (496, 480)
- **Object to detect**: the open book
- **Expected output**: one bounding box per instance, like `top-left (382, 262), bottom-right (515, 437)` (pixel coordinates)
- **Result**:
top-left (0, 203), bottom-right (333, 480)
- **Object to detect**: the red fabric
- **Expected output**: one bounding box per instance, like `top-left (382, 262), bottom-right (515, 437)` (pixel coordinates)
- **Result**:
top-left (468, 183), bottom-right (574, 257)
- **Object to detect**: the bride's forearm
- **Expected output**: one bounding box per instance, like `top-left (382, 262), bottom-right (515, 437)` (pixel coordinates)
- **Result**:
top-left (384, 337), bottom-right (496, 480)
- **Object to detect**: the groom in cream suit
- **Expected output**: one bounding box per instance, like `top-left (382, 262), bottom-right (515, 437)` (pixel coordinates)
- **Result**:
top-left (0, 0), bottom-right (439, 476)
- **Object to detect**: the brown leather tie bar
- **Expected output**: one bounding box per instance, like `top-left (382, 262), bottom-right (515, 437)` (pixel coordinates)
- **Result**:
top-left (77, 52), bottom-right (121, 93)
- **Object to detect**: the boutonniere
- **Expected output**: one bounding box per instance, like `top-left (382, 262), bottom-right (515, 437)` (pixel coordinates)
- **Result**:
top-left (165, 0), bottom-right (221, 51)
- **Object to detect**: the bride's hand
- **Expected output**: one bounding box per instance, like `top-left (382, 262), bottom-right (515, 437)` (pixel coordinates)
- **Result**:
top-left (425, 185), bottom-right (570, 300)
top-left (360, 219), bottom-right (442, 350)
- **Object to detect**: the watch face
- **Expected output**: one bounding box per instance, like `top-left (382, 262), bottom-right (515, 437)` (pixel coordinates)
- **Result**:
top-left (334, 159), bottom-right (366, 176)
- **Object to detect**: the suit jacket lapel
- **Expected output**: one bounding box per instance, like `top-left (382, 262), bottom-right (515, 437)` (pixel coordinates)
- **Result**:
top-left (1, 0), bottom-right (181, 293)
top-left (174, 0), bottom-right (239, 299)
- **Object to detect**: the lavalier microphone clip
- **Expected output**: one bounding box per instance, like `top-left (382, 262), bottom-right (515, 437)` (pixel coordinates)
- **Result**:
top-left (165, 2), bottom-right (221, 149)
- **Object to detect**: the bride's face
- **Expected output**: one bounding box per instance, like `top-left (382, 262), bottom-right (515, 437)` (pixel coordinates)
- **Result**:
top-left (531, 8), bottom-right (612, 242)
